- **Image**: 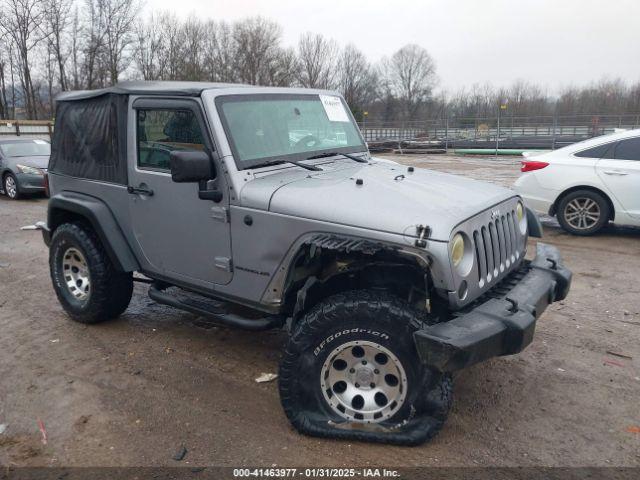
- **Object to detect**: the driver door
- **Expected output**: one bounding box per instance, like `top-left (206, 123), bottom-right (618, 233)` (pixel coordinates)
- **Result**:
top-left (128, 98), bottom-right (233, 286)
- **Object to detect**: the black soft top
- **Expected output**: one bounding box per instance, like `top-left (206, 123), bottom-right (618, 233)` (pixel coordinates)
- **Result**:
top-left (50, 81), bottom-right (251, 185)
top-left (56, 81), bottom-right (249, 102)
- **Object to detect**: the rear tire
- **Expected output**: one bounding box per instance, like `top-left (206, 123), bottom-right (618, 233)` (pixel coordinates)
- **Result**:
top-left (556, 189), bottom-right (610, 236)
top-left (279, 290), bottom-right (452, 446)
top-left (49, 223), bottom-right (133, 324)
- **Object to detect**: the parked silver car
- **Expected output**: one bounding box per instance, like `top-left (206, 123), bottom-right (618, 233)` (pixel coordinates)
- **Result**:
top-left (32, 81), bottom-right (571, 445)
top-left (0, 136), bottom-right (50, 199)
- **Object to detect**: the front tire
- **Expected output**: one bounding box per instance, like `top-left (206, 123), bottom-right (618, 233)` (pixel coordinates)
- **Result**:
top-left (557, 189), bottom-right (610, 236)
top-left (4, 173), bottom-right (21, 199)
top-left (279, 290), bottom-right (452, 445)
top-left (49, 223), bottom-right (133, 324)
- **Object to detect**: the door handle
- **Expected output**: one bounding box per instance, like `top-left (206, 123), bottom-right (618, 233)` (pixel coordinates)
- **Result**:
top-left (602, 170), bottom-right (628, 176)
top-left (127, 185), bottom-right (154, 196)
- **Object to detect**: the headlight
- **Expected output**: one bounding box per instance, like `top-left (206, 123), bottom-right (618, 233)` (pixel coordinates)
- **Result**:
top-left (16, 164), bottom-right (43, 175)
top-left (516, 201), bottom-right (527, 234)
top-left (451, 233), bottom-right (465, 267)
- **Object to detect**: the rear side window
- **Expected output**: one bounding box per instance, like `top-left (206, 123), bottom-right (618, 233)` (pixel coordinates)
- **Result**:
top-left (613, 137), bottom-right (640, 161)
top-left (136, 109), bottom-right (205, 171)
top-left (49, 94), bottom-right (128, 184)
top-left (574, 142), bottom-right (614, 159)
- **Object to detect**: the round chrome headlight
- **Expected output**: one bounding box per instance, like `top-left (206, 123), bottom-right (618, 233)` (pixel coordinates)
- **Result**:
top-left (516, 201), bottom-right (527, 234)
top-left (451, 233), bottom-right (465, 268)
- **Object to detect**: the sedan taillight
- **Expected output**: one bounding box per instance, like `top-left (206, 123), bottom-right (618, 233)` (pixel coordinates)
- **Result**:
top-left (521, 160), bottom-right (549, 172)
top-left (43, 172), bottom-right (50, 197)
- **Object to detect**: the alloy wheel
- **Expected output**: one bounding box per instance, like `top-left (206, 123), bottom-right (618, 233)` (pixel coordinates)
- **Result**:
top-left (5, 175), bottom-right (17, 199)
top-left (62, 247), bottom-right (91, 301)
top-left (320, 340), bottom-right (408, 423)
top-left (564, 197), bottom-right (601, 230)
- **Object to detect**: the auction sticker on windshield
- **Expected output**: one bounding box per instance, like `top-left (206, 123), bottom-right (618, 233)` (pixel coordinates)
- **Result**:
top-left (319, 95), bottom-right (350, 122)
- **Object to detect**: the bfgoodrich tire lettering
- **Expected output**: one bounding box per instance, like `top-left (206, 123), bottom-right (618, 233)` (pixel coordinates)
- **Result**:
top-left (50, 223), bottom-right (133, 324)
top-left (278, 290), bottom-right (452, 446)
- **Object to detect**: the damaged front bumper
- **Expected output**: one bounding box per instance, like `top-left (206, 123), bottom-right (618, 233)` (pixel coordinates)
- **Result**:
top-left (414, 242), bottom-right (571, 372)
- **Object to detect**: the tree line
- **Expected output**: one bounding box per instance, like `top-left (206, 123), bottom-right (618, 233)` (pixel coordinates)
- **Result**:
top-left (1, 0), bottom-right (639, 123)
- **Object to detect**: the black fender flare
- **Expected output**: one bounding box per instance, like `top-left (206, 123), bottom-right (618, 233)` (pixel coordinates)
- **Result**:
top-left (526, 207), bottom-right (543, 238)
top-left (47, 191), bottom-right (140, 272)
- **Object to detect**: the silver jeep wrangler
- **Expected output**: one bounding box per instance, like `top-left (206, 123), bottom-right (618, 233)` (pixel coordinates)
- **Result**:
top-left (37, 81), bottom-right (571, 445)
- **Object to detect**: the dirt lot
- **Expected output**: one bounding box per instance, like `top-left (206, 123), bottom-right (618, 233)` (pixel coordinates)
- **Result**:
top-left (0, 154), bottom-right (638, 468)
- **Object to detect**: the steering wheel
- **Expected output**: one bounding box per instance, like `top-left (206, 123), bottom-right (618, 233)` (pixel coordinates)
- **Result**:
top-left (294, 134), bottom-right (321, 149)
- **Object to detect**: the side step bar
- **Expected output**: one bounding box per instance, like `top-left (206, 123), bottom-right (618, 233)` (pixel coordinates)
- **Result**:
top-left (148, 284), bottom-right (284, 331)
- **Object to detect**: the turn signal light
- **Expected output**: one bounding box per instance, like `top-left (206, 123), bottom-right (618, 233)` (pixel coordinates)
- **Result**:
top-left (520, 160), bottom-right (549, 172)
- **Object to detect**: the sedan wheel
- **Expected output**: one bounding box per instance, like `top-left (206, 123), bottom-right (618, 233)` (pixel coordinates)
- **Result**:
top-left (4, 174), bottom-right (19, 199)
top-left (564, 197), bottom-right (600, 231)
top-left (557, 189), bottom-right (610, 236)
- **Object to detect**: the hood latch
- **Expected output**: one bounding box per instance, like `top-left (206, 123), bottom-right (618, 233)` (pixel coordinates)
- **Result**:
top-left (415, 224), bottom-right (431, 248)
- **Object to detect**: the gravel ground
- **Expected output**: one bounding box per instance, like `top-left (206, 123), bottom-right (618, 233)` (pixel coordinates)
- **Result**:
top-left (0, 154), bottom-right (638, 468)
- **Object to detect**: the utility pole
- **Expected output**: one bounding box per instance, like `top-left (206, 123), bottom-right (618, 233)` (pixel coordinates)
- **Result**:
top-left (362, 111), bottom-right (368, 143)
top-left (496, 102), bottom-right (507, 158)
top-left (445, 114), bottom-right (449, 153)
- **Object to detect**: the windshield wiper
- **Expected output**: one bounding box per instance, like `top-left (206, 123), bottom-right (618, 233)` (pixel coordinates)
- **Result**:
top-left (306, 152), bottom-right (368, 163)
top-left (261, 159), bottom-right (322, 171)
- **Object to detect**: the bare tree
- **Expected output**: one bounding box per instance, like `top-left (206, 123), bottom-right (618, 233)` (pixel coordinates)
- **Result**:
top-left (203, 20), bottom-right (237, 83)
top-left (338, 44), bottom-right (377, 118)
top-left (0, 0), bottom-right (49, 118)
top-left (266, 47), bottom-right (299, 87)
top-left (43, 0), bottom-right (73, 91)
top-left (180, 16), bottom-right (207, 81)
top-left (69, 6), bottom-right (82, 89)
top-left (0, 35), bottom-right (10, 118)
top-left (83, 0), bottom-right (106, 89)
top-left (297, 33), bottom-right (337, 89)
top-left (232, 17), bottom-right (282, 85)
top-left (102, 0), bottom-right (141, 84)
top-left (134, 13), bottom-right (164, 80)
top-left (44, 42), bottom-right (56, 115)
top-left (158, 12), bottom-right (187, 81)
top-left (381, 44), bottom-right (437, 120)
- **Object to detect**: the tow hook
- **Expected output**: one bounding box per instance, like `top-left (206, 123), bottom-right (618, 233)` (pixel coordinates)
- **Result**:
top-left (505, 297), bottom-right (519, 313)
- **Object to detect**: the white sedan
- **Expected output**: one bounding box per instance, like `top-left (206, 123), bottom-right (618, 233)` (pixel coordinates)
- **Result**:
top-left (514, 129), bottom-right (640, 235)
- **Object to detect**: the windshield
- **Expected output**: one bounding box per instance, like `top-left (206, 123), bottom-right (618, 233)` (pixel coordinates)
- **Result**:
top-left (0, 140), bottom-right (51, 157)
top-left (216, 94), bottom-right (365, 168)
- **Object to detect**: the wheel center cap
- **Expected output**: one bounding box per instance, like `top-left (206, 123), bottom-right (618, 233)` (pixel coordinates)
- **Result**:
top-left (355, 367), bottom-right (374, 385)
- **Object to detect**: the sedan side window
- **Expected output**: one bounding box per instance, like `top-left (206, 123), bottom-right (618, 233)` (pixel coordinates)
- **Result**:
top-left (574, 142), bottom-right (615, 159)
top-left (613, 137), bottom-right (640, 161)
top-left (136, 109), bottom-right (205, 171)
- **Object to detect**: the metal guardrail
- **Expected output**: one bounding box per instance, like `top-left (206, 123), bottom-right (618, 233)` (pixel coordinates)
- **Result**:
top-left (0, 120), bottom-right (54, 138)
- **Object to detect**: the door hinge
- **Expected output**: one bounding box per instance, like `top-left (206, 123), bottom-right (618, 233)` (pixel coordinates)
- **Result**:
top-left (210, 206), bottom-right (229, 223)
top-left (214, 256), bottom-right (233, 272)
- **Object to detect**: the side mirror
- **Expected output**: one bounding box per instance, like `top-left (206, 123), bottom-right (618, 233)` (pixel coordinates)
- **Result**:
top-left (169, 150), bottom-right (213, 183)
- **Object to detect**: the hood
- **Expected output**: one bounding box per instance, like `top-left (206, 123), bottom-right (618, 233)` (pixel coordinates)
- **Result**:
top-left (240, 161), bottom-right (516, 241)
top-left (8, 155), bottom-right (50, 169)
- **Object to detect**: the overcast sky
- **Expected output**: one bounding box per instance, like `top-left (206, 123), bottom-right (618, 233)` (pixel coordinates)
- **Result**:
top-left (146, 0), bottom-right (640, 94)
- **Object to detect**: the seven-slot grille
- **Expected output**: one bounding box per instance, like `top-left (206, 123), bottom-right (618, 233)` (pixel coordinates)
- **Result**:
top-left (472, 208), bottom-right (522, 288)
